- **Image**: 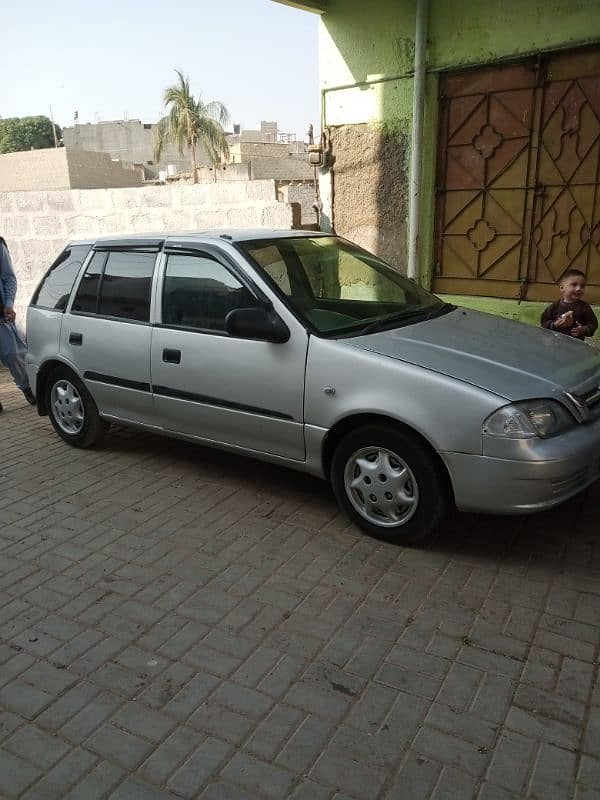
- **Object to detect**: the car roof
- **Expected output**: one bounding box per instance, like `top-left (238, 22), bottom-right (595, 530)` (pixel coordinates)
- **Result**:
top-left (68, 229), bottom-right (331, 247)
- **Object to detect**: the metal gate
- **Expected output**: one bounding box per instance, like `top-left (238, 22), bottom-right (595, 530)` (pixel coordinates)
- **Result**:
top-left (433, 47), bottom-right (600, 303)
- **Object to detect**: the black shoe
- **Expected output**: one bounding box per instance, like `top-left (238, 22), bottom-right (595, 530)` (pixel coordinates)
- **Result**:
top-left (0, 400), bottom-right (3, 413)
top-left (23, 388), bottom-right (36, 406)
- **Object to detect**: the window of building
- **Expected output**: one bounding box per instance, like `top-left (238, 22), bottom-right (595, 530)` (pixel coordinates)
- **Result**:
top-left (32, 245), bottom-right (90, 310)
top-left (162, 253), bottom-right (257, 332)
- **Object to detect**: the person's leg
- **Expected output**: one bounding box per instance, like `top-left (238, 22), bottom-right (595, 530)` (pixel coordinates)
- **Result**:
top-left (0, 350), bottom-right (34, 403)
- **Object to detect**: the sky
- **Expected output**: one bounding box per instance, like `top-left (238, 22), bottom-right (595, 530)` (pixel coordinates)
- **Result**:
top-left (2, 0), bottom-right (319, 138)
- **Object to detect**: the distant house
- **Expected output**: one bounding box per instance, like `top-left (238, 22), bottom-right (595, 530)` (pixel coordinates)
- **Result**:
top-left (272, 0), bottom-right (600, 306)
top-left (63, 119), bottom-right (210, 178)
top-left (63, 117), bottom-right (310, 182)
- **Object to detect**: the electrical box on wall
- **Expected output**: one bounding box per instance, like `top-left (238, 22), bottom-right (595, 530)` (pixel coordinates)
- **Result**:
top-left (307, 144), bottom-right (324, 166)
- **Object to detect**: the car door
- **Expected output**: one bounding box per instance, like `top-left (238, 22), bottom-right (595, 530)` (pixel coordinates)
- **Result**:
top-left (150, 244), bottom-right (308, 461)
top-left (60, 243), bottom-right (160, 425)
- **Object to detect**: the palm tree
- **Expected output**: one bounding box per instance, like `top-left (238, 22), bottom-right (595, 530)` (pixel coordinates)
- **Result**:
top-left (154, 70), bottom-right (230, 183)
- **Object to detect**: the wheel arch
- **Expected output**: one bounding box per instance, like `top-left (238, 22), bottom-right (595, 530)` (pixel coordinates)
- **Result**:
top-left (35, 357), bottom-right (83, 416)
top-left (321, 413), bottom-right (455, 502)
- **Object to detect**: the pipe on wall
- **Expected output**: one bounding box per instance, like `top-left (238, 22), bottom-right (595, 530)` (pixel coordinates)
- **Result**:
top-left (407, 0), bottom-right (429, 281)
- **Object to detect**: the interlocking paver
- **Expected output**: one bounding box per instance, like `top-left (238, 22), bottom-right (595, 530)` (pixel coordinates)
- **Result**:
top-left (0, 679), bottom-right (54, 719)
top-left (189, 701), bottom-right (255, 744)
top-left (412, 725), bottom-right (492, 777)
top-left (505, 706), bottom-right (580, 750)
top-left (2, 369), bottom-right (600, 798)
top-left (384, 751), bottom-right (442, 800)
top-left (139, 726), bottom-right (203, 786)
top-left (20, 747), bottom-right (97, 800)
top-left (485, 730), bottom-right (538, 794)
top-left (312, 748), bottom-right (386, 798)
top-left (4, 723), bottom-right (71, 769)
top-left (276, 714), bottom-right (334, 774)
top-left (163, 672), bottom-right (220, 720)
top-left (0, 748), bottom-right (41, 797)
top-left (86, 723), bottom-right (154, 770)
top-left (167, 737), bottom-right (232, 797)
top-left (514, 683), bottom-right (586, 726)
top-left (62, 760), bottom-right (124, 800)
top-left (220, 752), bottom-right (296, 800)
top-left (109, 777), bottom-right (179, 799)
top-left (59, 690), bottom-right (123, 743)
top-left (246, 704), bottom-right (305, 760)
top-left (577, 754), bottom-right (600, 797)
top-left (529, 743), bottom-right (577, 799)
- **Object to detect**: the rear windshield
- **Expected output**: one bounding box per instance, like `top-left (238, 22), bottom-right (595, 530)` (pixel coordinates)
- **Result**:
top-left (31, 245), bottom-right (91, 311)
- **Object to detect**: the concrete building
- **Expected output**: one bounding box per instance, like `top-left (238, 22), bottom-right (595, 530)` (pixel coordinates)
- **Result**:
top-left (227, 120), bottom-right (307, 163)
top-left (0, 147), bottom-right (142, 192)
top-left (63, 118), bottom-right (308, 180)
top-left (63, 119), bottom-right (211, 178)
top-left (272, 0), bottom-right (600, 323)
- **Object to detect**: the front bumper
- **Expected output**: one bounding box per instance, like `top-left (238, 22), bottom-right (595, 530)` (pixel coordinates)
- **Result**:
top-left (443, 416), bottom-right (600, 513)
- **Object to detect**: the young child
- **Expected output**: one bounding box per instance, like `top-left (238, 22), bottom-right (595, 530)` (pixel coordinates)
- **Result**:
top-left (541, 268), bottom-right (598, 341)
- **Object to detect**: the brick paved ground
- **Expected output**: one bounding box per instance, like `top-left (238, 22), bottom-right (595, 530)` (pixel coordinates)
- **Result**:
top-left (1, 367), bottom-right (600, 799)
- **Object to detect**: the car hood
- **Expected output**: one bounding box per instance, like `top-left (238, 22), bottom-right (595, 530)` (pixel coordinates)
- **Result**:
top-left (347, 307), bottom-right (600, 401)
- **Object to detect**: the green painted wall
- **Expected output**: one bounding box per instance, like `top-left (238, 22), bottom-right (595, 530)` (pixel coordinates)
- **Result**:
top-left (319, 0), bottom-right (600, 284)
top-left (439, 295), bottom-right (600, 348)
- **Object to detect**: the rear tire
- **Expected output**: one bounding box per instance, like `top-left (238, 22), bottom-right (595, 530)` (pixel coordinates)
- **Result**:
top-left (331, 424), bottom-right (448, 544)
top-left (46, 367), bottom-right (107, 448)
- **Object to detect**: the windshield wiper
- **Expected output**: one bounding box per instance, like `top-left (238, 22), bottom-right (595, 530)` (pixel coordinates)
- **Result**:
top-left (422, 302), bottom-right (455, 321)
top-left (359, 303), bottom-right (454, 336)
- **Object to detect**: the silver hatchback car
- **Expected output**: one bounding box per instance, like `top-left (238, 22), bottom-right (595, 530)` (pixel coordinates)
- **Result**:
top-left (26, 230), bottom-right (600, 543)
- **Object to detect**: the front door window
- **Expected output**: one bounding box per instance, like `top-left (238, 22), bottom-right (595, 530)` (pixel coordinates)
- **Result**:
top-left (162, 253), bottom-right (257, 332)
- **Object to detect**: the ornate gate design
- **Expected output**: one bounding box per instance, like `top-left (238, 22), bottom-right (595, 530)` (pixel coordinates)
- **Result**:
top-left (433, 48), bottom-right (600, 303)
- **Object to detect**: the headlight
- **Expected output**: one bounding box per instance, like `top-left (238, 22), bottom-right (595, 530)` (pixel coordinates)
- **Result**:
top-left (483, 400), bottom-right (576, 439)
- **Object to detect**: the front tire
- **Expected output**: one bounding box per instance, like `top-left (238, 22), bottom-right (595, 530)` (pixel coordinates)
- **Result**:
top-left (331, 424), bottom-right (448, 544)
top-left (46, 367), bottom-right (107, 448)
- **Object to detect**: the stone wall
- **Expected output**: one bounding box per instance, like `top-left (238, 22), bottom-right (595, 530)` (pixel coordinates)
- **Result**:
top-left (0, 180), bottom-right (292, 324)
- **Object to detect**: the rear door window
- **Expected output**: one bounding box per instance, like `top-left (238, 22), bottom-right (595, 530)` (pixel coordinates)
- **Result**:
top-left (71, 251), bottom-right (106, 314)
top-left (71, 250), bottom-right (156, 322)
top-left (31, 245), bottom-right (91, 310)
top-left (97, 251), bottom-right (156, 321)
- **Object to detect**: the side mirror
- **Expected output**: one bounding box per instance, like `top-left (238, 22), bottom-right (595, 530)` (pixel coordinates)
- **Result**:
top-left (225, 307), bottom-right (290, 343)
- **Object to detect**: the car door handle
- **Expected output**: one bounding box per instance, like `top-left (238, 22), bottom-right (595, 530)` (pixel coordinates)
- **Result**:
top-left (69, 332), bottom-right (83, 345)
top-left (162, 348), bottom-right (181, 364)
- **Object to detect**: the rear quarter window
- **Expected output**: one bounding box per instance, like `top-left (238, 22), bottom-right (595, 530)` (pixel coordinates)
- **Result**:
top-left (31, 245), bottom-right (91, 310)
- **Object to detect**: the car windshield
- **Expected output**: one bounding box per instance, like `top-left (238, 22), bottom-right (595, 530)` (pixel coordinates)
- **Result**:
top-left (238, 235), bottom-right (451, 336)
